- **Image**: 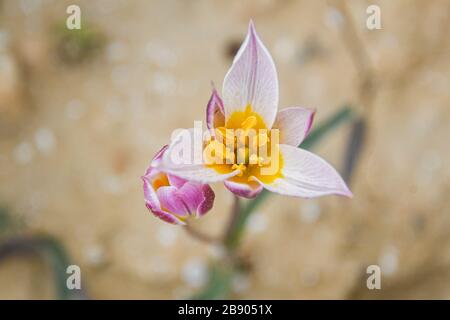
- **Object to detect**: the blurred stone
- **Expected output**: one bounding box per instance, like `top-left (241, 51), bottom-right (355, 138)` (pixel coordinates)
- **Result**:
top-left (232, 273), bottom-right (251, 294)
top-left (85, 244), bottom-right (106, 266)
top-left (300, 201), bottom-right (321, 223)
top-left (156, 225), bottom-right (178, 247)
top-left (181, 258), bottom-right (208, 289)
top-left (65, 99), bottom-right (86, 120)
top-left (247, 212), bottom-right (268, 234)
top-left (13, 141), bottom-right (33, 165)
top-left (34, 127), bottom-right (56, 156)
top-left (378, 246), bottom-right (399, 277)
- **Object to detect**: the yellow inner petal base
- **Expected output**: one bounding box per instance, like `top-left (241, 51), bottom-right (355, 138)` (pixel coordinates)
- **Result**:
top-left (152, 173), bottom-right (170, 190)
top-left (205, 105), bottom-right (283, 185)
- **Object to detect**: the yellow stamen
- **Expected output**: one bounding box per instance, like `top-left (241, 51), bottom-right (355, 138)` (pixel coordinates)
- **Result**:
top-left (204, 140), bottom-right (234, 164)
top-left (249, 154), bottom-right (266, 166)
top-left (258, 132), bottom-right (269, 147)
top-left (236, 147), bottom-right (249, 164)
top-left (241, 116), bottom-right (257, 132)
top-left (215, 126), bottom-right (235, 146)
top-left (206, 105), bottom-right (284, 185)
top-left (231, 163), bottom-right (246, 176)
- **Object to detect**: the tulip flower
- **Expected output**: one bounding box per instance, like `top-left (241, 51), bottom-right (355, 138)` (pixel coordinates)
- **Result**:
top-left (159, 21), bottom-right (352, 200)
top-left (142, 145), bottom-right (215, 225)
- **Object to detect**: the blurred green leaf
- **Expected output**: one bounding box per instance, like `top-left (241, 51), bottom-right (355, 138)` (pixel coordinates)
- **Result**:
top-left (54, 21), bottom-right (106, 64)
top-left (0, 235), bottom-right (85, 299)
top-left (38, 236), bottom-right (80, 300)
top-left (342, 117), bottom-right (366, 182)
top-left (191, 263), bottom-right (233, 300)
top-left (225, 106), bottom-right (354, 250)
top-left (0, 207), bottom-right (11, 234)
top-left (0, 207), bottom-right (22, 235)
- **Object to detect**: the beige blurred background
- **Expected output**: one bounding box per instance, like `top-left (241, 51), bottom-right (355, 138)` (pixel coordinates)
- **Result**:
top-left (0, 0), bottom-right (449, 299)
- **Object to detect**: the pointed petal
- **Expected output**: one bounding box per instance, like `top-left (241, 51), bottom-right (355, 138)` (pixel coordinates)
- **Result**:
top-left (142, 176), bottom-right (185, 225)
top-left (160, 128), bottom-right (240, 183)
top-left (144, 145), bottom-right (169, 176)
top-left (206, 87), bottom-right (225, 130)
top-left (273, 107), bottom-right (316, 146)
top-left (254, 144), bottom-right (352, 198)
top-left (222, 21), bottom-right (279, 128)
top-left (224, 180), bottom-right (263, 199)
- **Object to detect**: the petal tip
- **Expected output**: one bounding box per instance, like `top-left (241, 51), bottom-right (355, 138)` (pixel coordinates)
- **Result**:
top-left (248, 19), bottom-right (256, 31)
top-left (343, 188), bottom-right (354, 198)
top-left (306, 109), bottom-right (316, 136)
top-left (336, 182), bottom-right (353, 198)
top-left (248, 20), bottom-right (259, 45)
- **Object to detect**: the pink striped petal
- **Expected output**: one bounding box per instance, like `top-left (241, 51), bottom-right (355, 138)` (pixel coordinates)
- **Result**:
top-left (224, 180), bottom-right (263, 199)
top-left (167, 174), bottom-right (187, 189)
top-left (273, 107), bottom-right (315, 146)
top-left (142, 176), bottom-right (185, 225)
top-left (197, 184), bottom-right (215, 216)
top-left (206, 87), bottom-right (225, 130)
top-left (222, 21), bottom-right (279, 128)
top-left (254, 144), bottom-right (352, 198)
top-left (156, 186), bottom-right (191, 217)
top-left (177, 182), bottom-right (215, 217)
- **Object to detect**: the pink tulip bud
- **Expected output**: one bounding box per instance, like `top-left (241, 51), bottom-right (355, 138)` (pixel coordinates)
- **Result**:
top-left (142, 145), bottom-right (215, 224)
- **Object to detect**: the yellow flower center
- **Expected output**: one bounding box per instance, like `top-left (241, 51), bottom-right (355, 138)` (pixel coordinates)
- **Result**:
top-left (204, 105), bottom-right (283, 185)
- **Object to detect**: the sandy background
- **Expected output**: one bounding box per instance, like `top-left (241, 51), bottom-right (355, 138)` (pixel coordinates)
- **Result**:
top-left (0, 0), bottom-right (449, 299)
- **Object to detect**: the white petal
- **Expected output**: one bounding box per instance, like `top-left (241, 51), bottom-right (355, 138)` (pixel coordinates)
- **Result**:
top-left (254, 144), bottom-right (352, 198)
top-left (222, 21), bottom-right (279, 128)
top-left (273, 107), bottom-right (315, 146)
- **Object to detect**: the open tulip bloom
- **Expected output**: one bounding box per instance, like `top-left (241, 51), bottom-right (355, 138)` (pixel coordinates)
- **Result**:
top-left (143, 21), bottom-right (352, 224)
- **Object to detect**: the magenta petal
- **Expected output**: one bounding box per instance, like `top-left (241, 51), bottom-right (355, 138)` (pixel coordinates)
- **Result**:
top-left (206, 87), bottom-right (225, 130)
top-left (176, 182), bottom-right (204, 213)
top-left (167, 174), bottom-right (187, 189)
top-left (197, 184), bottom-right (215, 216)
top-left (178, 182), bottom-right (215, 216)
top-left (156, 186), bottom-right (190, 216)
top-left (224, 180), bottom-right (263, 199)
top-left (176, 182), bottom-right (214, 217)
top-left (142, 176), bottom-right (184, 225)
